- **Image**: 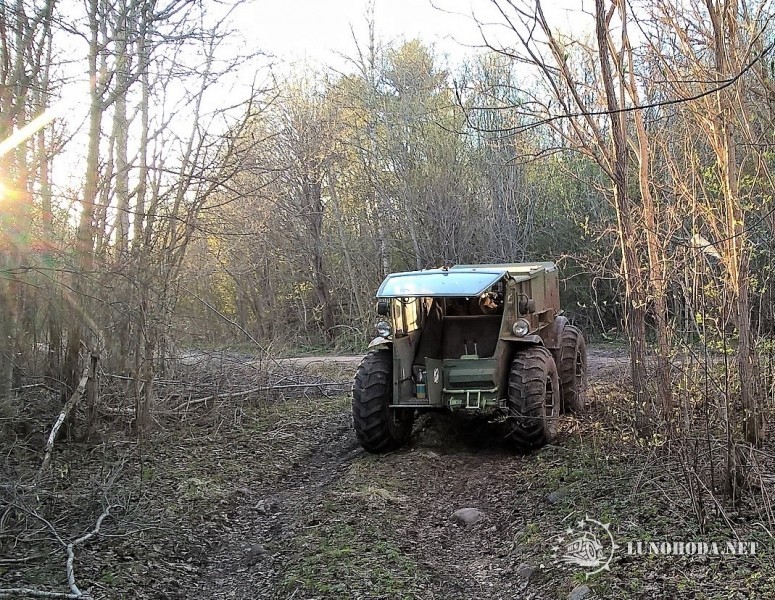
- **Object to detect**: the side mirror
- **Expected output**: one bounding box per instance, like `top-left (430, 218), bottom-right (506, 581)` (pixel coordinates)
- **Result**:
top-left (376, 300), bottom-right (390, 316)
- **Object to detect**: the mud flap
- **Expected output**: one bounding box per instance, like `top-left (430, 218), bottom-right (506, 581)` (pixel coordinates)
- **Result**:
top-left (367, 337), bottom-right (391, 352)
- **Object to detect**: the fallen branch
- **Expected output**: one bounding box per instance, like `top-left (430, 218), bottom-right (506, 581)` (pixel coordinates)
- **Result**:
top-left (101, 372), bottom-right (178, 385)
top-left (0, 588), bottom-right (81, 598)
top-left (98, 406), bottom-right (134, 416)
top-left (66, 506), bottom-right (112, 597)
top-left (0, 554), bottom-right (46, 564)
top-left (3, 504), bottom-right (114, 600)
top-left (263, 381), bottom-right (349, 390)
top-left (172, 381), bottom-right (349, 411)
top-left (38, 366), bottom-right (90, 476)
top-left (10, 382), bottom-right (59, 394)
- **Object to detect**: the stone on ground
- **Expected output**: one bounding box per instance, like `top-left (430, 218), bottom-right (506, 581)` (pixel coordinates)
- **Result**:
top-left (568, 583), bottom-right (592, 600)
top-left (451, 507), bottom-right (484, 525)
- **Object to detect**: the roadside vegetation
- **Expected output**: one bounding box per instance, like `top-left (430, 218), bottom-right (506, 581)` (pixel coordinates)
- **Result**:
top-left (3, 355), bottom-right (773, 599)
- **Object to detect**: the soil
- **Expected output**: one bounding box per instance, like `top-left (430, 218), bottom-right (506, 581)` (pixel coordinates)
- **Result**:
top-left (183, 349), bottom-right (634, 600)
top-left (2, 346), bottom-right (773, 600)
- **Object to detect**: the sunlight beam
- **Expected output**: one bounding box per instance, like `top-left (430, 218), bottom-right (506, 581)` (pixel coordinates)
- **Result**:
top-left (0, 103), bottom-right (66, 159)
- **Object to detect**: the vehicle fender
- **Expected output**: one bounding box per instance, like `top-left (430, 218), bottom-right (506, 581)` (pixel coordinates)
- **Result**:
top-left (367, 337), bottom-right (392, 352)
top-left (495, 336), bottom-right (547, 397)
top-left (539, 315), bottom-right (568, 350)
top-left (506, 335), bottom-right (545, 346)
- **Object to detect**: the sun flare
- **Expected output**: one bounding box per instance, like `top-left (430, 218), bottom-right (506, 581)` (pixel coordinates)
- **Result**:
top-left (0, 102), bottom-right (65, 160)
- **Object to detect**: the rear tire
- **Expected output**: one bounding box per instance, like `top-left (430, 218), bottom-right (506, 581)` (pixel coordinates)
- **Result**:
top-left (506, 346), bottom-right (560, 449)
top-left (558, 326), bottom-right (587, 414)
top-left (352, 350), bottom-right (413, 453)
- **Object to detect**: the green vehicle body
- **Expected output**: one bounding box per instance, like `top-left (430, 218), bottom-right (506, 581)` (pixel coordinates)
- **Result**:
top-left (352, 262), bottom-right (587, 453)
top-left (373, 262), bottom-right (565, 410)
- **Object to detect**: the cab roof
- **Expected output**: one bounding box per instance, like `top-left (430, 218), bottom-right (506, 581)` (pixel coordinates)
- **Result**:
top-left (375, 262), bottom-right (554, 298)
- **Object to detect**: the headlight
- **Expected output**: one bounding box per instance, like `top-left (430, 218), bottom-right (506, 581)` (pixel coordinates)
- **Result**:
top-left (375, 321), bottom-right (392, 337)
top-left (512, 318), bottom-right (530, 337)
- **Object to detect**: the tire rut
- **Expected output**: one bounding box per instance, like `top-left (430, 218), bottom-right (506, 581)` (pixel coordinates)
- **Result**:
top-left (189, 409), bottom-right (361, 599)
top-left (184, 347), bottom-right (627, 599)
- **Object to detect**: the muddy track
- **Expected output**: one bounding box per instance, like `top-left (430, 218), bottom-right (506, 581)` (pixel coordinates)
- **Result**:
top-left (188, 411), bottom-right (363, 599)
top-left (185, 349), bottom-right (627, 599)
top-left (7, 347), bottom-right (771, 600)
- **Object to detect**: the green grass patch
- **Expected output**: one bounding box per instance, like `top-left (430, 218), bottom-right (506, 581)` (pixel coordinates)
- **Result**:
top-left (281, 458), bottom-right (429, 599)
top-left (282, 521), bottom-right (423, 599)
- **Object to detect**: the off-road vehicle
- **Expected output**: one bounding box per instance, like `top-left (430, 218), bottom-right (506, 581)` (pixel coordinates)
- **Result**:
top-left (352, 262), bottom-right (587, 453)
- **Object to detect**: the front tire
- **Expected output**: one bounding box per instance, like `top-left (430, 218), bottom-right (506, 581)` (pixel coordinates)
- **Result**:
top-left (558, 325), bottom-right (588, 414)
top-left (352, 350), bottom-right (413, 453)
top-left (506, 346), bottom-right (560, 449)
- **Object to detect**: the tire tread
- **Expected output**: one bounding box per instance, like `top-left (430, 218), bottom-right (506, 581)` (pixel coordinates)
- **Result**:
top-left (352, 351), bottom-right (412, 453)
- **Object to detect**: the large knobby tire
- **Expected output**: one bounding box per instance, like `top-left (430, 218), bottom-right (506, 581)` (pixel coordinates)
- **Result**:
top-left (352, 350), bottom-right (413, 453)
top-left (506, 346), bottom-right (560, 449)
top-left (558, 325), bottom-right (588, 414)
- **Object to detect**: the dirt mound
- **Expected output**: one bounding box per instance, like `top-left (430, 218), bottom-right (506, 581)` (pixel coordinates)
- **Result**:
top-left (411, 411), bottom-right (517, 455)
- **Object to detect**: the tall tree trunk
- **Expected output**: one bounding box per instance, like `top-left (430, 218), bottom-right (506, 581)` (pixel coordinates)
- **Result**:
top-left (113, 0), bottom-right (131, 256)
top-left (622, 11), bottom-right (673, 431)
top-left (64, 0), bottom-right (102, 411)
top-left (595, 0), bottom-right (650, 435)
top-left (705, 0), bottom-right (761, 452)
top-left (327, 166), bottom-right (365, 323)
top-left (306, 177), bottom-right (335, 343)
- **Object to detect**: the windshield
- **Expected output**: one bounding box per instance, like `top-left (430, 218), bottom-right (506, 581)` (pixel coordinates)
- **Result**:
top-left (376, 268), bottom-right (507, 298)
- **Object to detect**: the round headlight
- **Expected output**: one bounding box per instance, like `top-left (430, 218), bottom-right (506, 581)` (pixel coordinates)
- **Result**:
top-left (375, 321), bottom-right (392, 337)
top-left (512, 318), bottom-right (530, 337)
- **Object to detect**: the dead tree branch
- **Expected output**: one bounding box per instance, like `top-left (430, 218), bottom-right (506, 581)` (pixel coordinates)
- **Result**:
top-left (172, 381), bottom-right (349, 411)
top-left (38, 365), bottom-right (91, 476)
top-left (0, 504), bottom-right (111, 599)
top-left (0, 589), bottom-right (81, 599)
top-left (65, 506), bottom-right (112, 597)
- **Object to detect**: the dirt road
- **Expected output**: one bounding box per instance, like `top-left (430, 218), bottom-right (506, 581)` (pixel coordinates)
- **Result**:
top-left (181, 348), bottom-right (631, 600)
top-left (5, 347), bottom-right (771, 600)
top-left (280, 347), bottom-right (628, 378)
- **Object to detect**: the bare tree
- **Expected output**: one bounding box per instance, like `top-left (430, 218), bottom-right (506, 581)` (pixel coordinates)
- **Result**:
top-left (0, 0), bottom-right (58, 402)
top-left (475, 0), bottom-right (653, 433)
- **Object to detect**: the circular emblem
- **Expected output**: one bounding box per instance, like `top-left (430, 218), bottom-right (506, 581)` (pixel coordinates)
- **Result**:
top-left (551, 515), bottom-right (619, 578)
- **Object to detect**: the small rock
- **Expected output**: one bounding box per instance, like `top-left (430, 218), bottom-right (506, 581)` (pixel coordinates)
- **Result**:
top-left (254, 499), bottom-right (272, 514)
top-left (516, 562), bottom-right (535, 580)
top-left (241, 543), bottom-right (267, 565)
top-left (451, 507), bottom-right (484, 525)
top-left (546, 489), bottom-right (566, 504)
top-left (568, 584), bottom-right (592, 600)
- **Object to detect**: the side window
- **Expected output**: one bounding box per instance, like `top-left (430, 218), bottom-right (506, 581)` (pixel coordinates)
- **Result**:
top-left (404, 299), bottom-right (419, 331)
top-left (391, 298), bottom-right (420, 335)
